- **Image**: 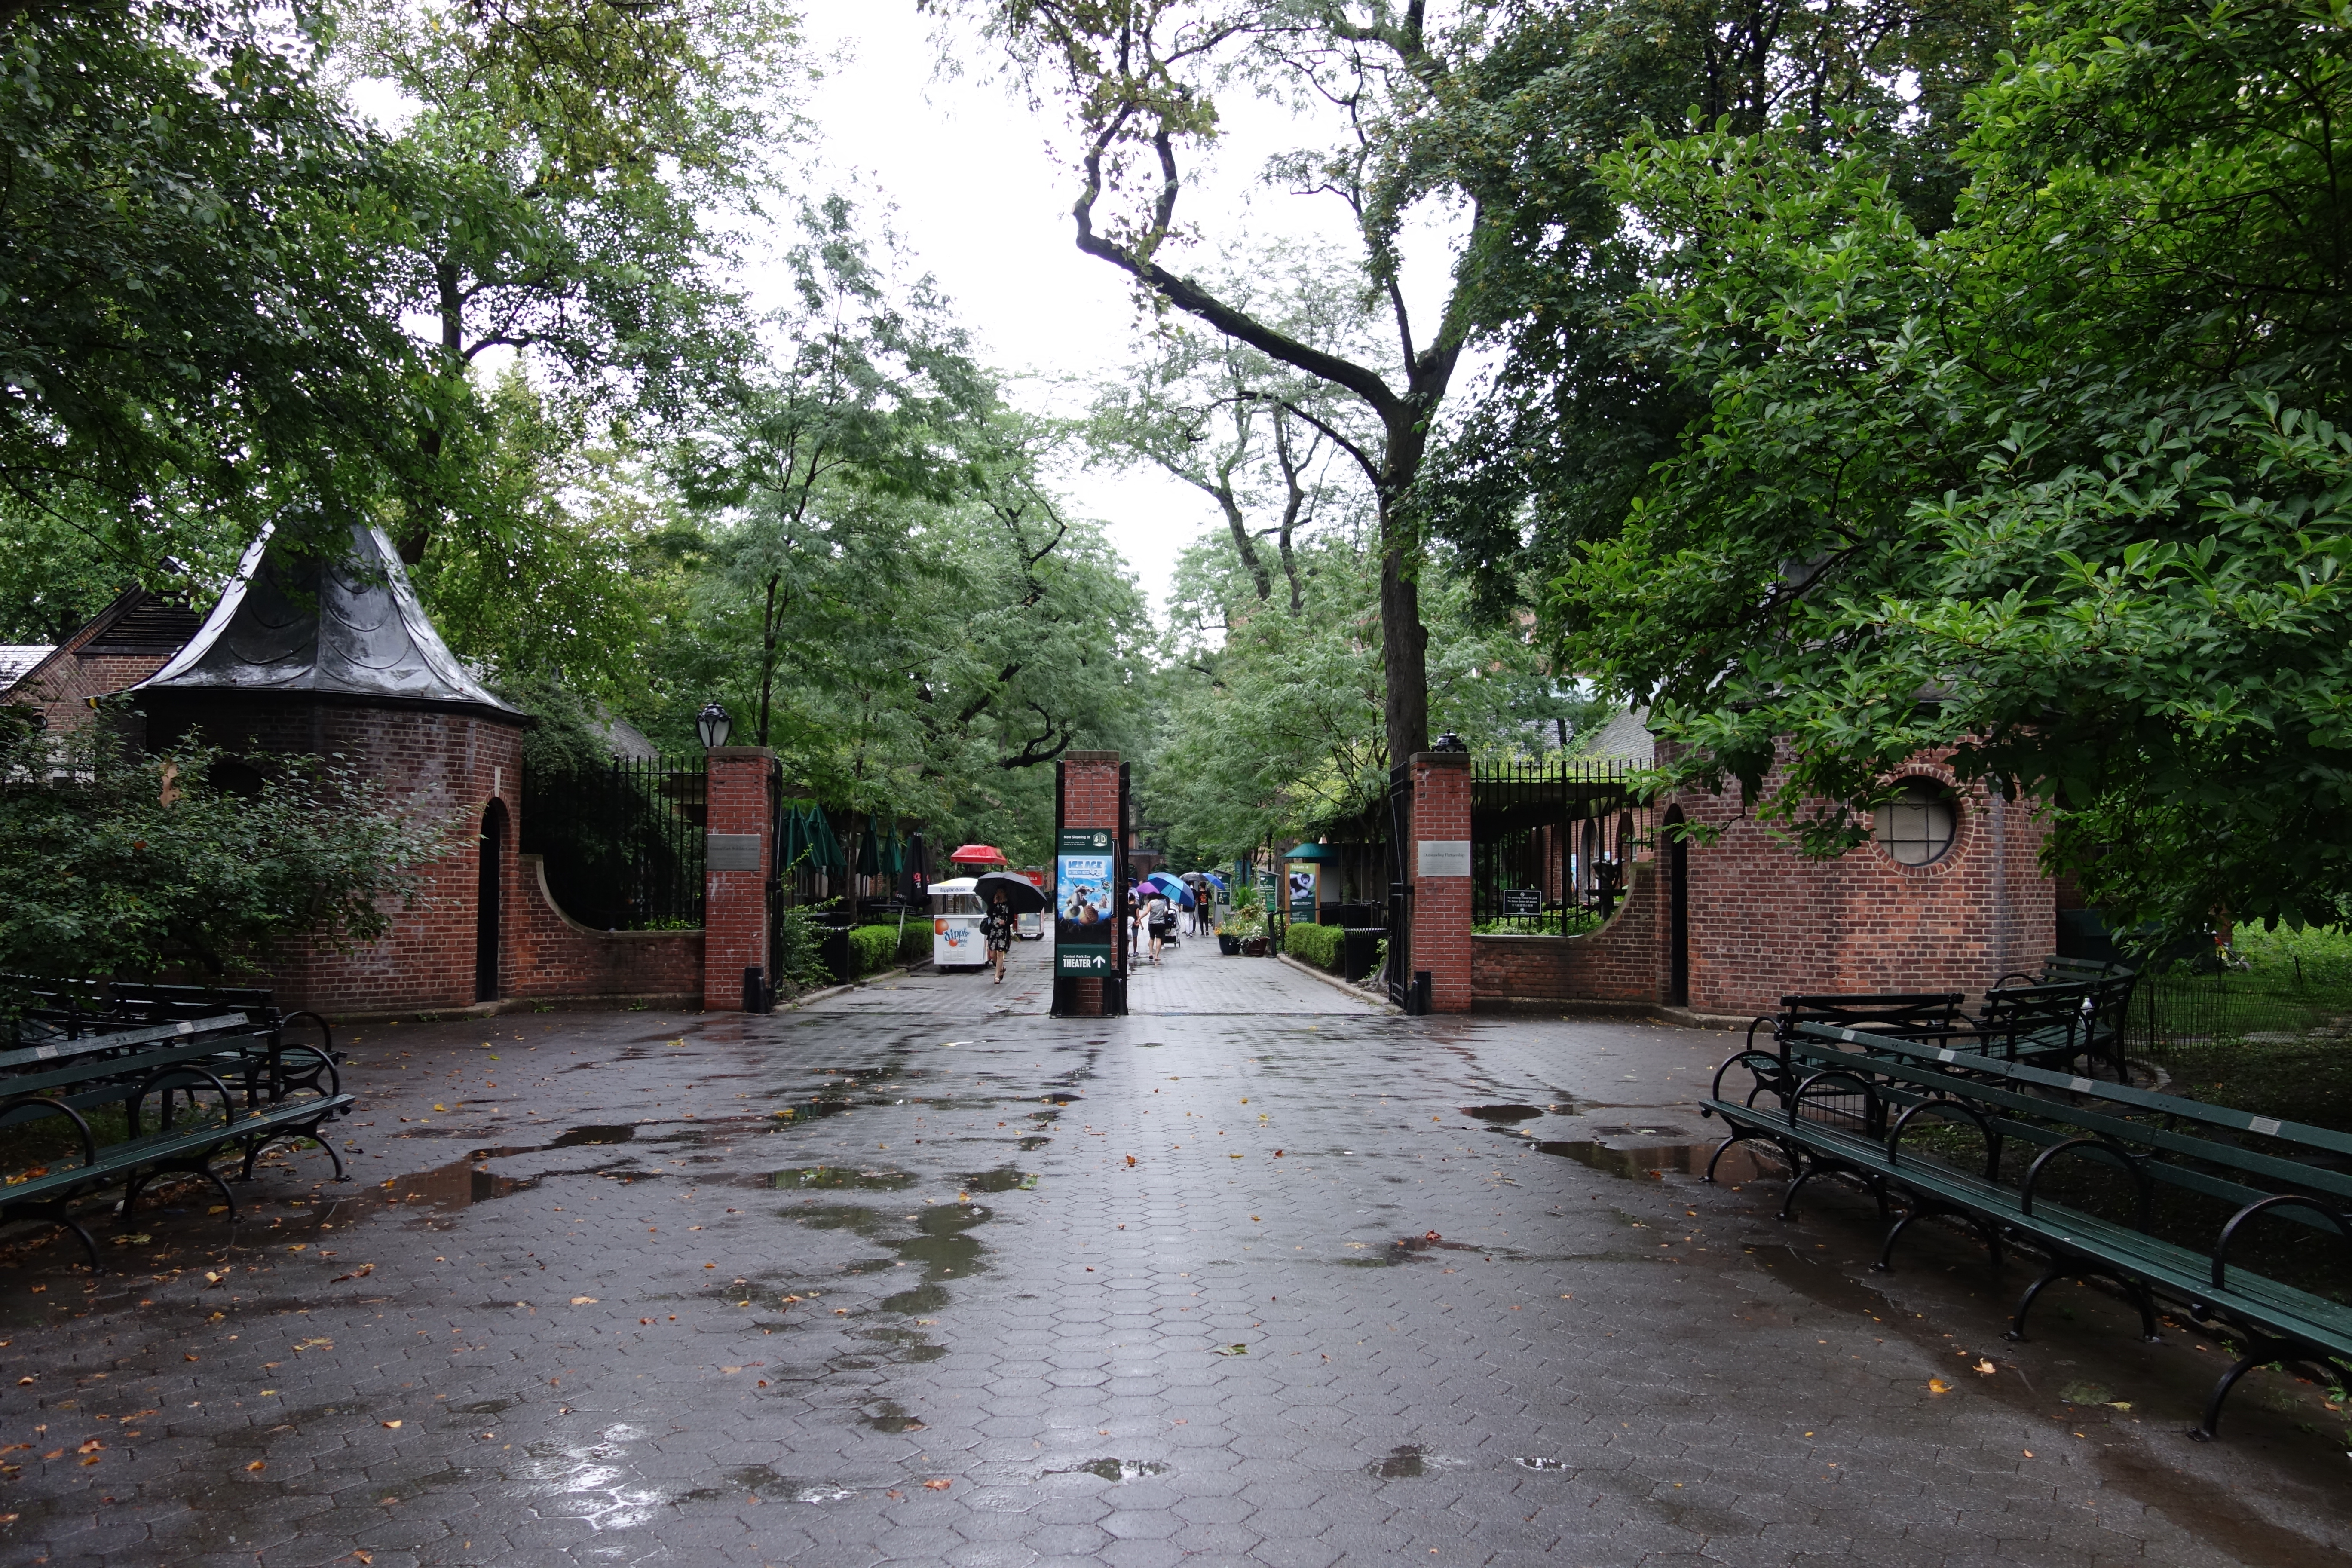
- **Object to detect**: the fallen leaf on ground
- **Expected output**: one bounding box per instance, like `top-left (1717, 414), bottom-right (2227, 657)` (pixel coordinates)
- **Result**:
top-left (1124, 1155), bottom-right (1135, 1167)
top-left (1212, 1343), bottom-right (1248, 1356)
top-left (330, 1265), bottom-right (374, 1283)
top-left (381, 1421), bottom-right (401, 1429)
top-left (245, 1461), bottom-right (264, 1472)
top-left (1928, 1378), bottom-right (1951, 1394)
top-left (353, 1551), bottom-right (374, 1564)
top-left (77, 1440), bottom-right (101, 1454)
top-left (570, 1297), bottom-right (597, 1305)
top-left (923, 1479), bottom-right (951, 1491)
top-left (1974, 1359), bottom-right (1997, 1375)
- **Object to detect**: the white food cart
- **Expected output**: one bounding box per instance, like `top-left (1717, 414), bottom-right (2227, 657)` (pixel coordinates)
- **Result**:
top-left (928, 876), bottom-right (986, 970)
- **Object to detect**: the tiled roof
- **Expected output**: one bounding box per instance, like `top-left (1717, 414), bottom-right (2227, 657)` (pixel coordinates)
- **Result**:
top-left (0, 644), bottom-right (54, 691)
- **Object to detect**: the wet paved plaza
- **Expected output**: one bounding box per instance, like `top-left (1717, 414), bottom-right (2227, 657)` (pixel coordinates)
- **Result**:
top-left (3, 939), bottom-right (2347, 1565)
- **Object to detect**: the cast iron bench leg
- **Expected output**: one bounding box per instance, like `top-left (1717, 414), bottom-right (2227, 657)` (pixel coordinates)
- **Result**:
top-left (2189, 1335), bottom-right (2299, 1442)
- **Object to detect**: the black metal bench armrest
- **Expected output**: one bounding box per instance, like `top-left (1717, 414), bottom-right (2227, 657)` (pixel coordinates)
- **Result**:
top-left (0, 1095), bottom-right (97, 1171)
top-left (1885, 1098), bottom-right (2003, 1182)
top-left (1709, 1049), bottom-right (1793, 1111)
top-left (1789, 1067), bottom-right (1883, 1135)
top-left (2021, 1135), bottom-right (2153, 1229)
top-left (2212, 1194), bottom-right (2352, 1293)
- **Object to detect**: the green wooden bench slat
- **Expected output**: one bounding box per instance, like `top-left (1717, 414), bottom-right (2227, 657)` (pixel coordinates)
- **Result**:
top-left (0, 1014), bottom-right (251, 1072)
top-left (0, 1097), bottom-right (354, 1204)
top-left (1706, 1096), bottom-right (2352, 1355)
top-left (1794, 1021), bottom-right (2352, 1161)
top-left (1786, 1031), bottom-right (2352, 1206)
top-left (0, 1034), bottom-right (279, 1105)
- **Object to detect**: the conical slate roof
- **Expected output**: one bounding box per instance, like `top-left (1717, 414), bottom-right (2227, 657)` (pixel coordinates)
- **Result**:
top-left (125, 522), bottom-right (518, 717)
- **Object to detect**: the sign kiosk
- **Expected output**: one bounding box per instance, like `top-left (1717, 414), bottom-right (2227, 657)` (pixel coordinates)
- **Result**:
top-left (1055, 828), bottom-right (1118, 976)
top-left (928, 876), bottom-right (986, 970)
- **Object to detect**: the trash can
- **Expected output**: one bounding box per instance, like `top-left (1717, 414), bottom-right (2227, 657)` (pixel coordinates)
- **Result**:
top-left (1341, 928), bottom-right (1383, 983)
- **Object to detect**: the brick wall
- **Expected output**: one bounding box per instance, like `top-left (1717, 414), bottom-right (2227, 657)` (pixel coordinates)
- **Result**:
top-left (509, 854), bottom-right (701, 1002)
top-left (1060, 752), bottom-right (1123, 1017)
top-left (1662, 742), bottom-right (2053, 1015)
top-left (1472, 861), bottom-right (1666, 1009)
top-left (141, 694), bottom-right (524, 1017)
top-left (1409, 751), bottom-right (1473, 1014)
top-left (11, 652), bottom-right (176, 734)
top-left (701, 747), bottom-right (773, 1011)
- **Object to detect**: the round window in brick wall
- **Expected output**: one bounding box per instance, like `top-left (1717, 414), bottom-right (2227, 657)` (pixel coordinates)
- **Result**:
top-left (1875, 779), bottom-right (1957, 866)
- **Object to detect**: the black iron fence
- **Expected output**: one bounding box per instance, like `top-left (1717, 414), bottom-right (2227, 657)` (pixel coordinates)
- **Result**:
top-left (520, 756), bottom-right (706, 930)
top-left (2126, 967), bottom-right (2352, 1060)
top-left (1471, 757), bottom-right (1649, 935)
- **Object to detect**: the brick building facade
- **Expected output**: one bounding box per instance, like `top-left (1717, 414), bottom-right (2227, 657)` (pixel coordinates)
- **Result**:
top-left (1464, 734), bottom-right (2055, 1017)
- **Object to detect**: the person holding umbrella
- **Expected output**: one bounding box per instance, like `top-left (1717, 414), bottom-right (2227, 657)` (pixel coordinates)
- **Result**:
top-left (973, 871), bottom-right (1049, 985)
top-left (981, 888), bottom-right (1015, 983)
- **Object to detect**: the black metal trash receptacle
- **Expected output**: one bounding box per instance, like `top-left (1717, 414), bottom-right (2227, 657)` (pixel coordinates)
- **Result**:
top-left (819, 927), bottom-right (851, 982)
top-left (1341, 928), bottom-right (1383, 983)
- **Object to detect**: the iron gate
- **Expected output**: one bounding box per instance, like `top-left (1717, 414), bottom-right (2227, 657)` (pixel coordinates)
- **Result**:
top-left (1384, 760), bottom-right (1417, 1011)
top-left (1470, 758), bottom-right (1647, 934)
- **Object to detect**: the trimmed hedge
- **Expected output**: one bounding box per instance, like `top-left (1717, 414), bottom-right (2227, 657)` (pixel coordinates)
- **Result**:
top-left (848, 924), bottom-right (902, 976)
top-left (900, 922), bottom-right (931, 962)
top-left (1283, 921), bottom-right (1344, 972)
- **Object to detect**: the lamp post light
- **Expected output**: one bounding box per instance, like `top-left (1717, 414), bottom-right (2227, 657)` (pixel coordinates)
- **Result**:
top-left (696, 700), bottom-right (732, 750)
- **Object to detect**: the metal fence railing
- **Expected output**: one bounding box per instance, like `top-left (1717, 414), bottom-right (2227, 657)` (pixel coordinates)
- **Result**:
top-left (1471, 757), bottom-right (1648, 935)
top-left (2126, 967), bottom-right (2352, 1059)
top-left (520, 756), bottom-right (706, 930)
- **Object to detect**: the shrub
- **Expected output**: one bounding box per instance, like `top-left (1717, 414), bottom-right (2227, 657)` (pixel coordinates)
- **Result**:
top-left (848, 924), bottom-right (902, 976)
top-left (899, 921), bottom-right (931, 963)
top-left (1284, 922), bottom-right (1344, 972)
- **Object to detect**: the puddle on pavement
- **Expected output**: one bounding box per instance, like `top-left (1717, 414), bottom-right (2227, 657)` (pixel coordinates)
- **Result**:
top-left (548, 1125), bottom-right (636, 1148)
top-left (1530, 1138), bottom-right (1779, 1184)
top-left (959, 1164), bottom-right (1038, 1192)
top-left (863, 1400), bottom-right (928, 1433)
top-left (787, 1198), bottom-right (994, 1317)
top-left (772, 1165), bottom-right (917, 1191)
top-left (1365, 1443), bottom-right (1464, 1479)
top-left (691, 1467), bottom-right (857, 1505)
top-left (1461, 1103), bottom-right (1546, 1122)
top-left (1513, 1456), bottom-right (1573, 1472)
top-left (1055, 1458), bottom-right (1171, 1482)
top-left (390, 1149), bottom-right (540, 1212)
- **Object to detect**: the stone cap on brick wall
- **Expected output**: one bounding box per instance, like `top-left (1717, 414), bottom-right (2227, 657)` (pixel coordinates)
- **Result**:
top-left (1410, 750), bottom-right (1472, 767)
top-left (1065, 751), bottom-right (1121, 764)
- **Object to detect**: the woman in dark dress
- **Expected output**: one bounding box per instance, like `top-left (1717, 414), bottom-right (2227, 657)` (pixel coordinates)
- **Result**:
top-left (983, 892), bottom-right (1016, 985)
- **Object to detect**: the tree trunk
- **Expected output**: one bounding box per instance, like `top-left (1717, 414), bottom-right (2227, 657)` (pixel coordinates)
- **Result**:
top-left (1378, 505), bottom-right (1429, 764)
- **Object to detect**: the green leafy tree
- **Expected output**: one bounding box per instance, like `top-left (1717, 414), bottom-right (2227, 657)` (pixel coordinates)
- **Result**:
top-left (1556, 0), bottom-right (2352, 934)
top-left (0, 717), bottom-right (456, 1004)
top-left (0, 1), bottom-right (455, 593)
top-left (336, 0), bottom-right (803, 560)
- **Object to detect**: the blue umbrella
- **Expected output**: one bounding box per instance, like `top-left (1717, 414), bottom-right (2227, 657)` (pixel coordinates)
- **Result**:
top-left (1146, 871), bottom-right (1194, 908)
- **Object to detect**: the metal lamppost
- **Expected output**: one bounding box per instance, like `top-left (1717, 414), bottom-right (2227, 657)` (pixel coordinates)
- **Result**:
top-left (696, 700), bottom-right (732, 750)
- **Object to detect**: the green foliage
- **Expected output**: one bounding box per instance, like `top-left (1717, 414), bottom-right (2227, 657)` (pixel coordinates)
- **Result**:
top-left (769, 901), bottom-right (834, 996)
top-left (847, 924), bottom-right (903, 976)
top-left (0, 1), bottom-right (457, 584)
top-left (0, 715), bottom-right (456, 1004)
top-left (1282, 921), bottom-right (1343, 973)
top-left (1551, 0), bottom-right (2352, 936)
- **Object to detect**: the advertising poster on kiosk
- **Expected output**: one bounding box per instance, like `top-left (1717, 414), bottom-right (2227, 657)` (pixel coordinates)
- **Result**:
top-left (1287, 863), bottom-right (1319, 921)
top-left (1055, 828), bottom-right (1116, 974)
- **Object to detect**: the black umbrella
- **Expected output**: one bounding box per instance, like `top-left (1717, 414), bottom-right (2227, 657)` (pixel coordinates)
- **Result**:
top-left (974, 872), bottom-right (1050, 915)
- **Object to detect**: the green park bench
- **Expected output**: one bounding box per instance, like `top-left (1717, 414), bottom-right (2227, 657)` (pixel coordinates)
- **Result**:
top-left (0, 1014), bottom-right (353, 1268)
top-left (1703, 1020), bottom-right (2352, 1440)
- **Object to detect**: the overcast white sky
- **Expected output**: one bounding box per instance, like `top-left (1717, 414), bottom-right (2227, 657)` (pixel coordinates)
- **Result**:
top-left (779, 2), bottom-right (1468, 625)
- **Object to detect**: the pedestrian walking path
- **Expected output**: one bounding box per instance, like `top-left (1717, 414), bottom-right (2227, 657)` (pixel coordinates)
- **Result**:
top-left (805, 931), bottom-right (1384, 1018)
top-left (1, 999), bottom-right (2344, 1564)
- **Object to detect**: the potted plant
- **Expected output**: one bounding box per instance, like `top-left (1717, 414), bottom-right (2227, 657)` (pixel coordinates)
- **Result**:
top-left (1227, 887), bottom-right (1267, 956)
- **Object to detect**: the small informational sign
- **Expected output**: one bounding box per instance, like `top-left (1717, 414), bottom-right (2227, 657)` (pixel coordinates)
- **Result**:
top-left (706, 833), bottom-right (761, 872)
top-left (1287, 863), bottom-right (1319, 919)
top-left (1417, 839), bottom-right (1472, 878)
top-left (1055, 827), bottom-right (1117, 975)
top-left (1502, 888), bottom-right (1543, 916)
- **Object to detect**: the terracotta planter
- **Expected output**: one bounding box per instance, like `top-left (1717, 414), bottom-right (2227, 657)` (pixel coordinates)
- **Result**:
top-left (1240, 937), bottom-right (1269, 956)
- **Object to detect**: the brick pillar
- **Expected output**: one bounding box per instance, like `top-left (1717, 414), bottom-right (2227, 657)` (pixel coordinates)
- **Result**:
top-left (1058, 752), bottom-right (1123, 1017)
top-left (702, 746), bottom-right (774, 1011)
top-left (1409, 750), bottom-right (1473, 1014)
